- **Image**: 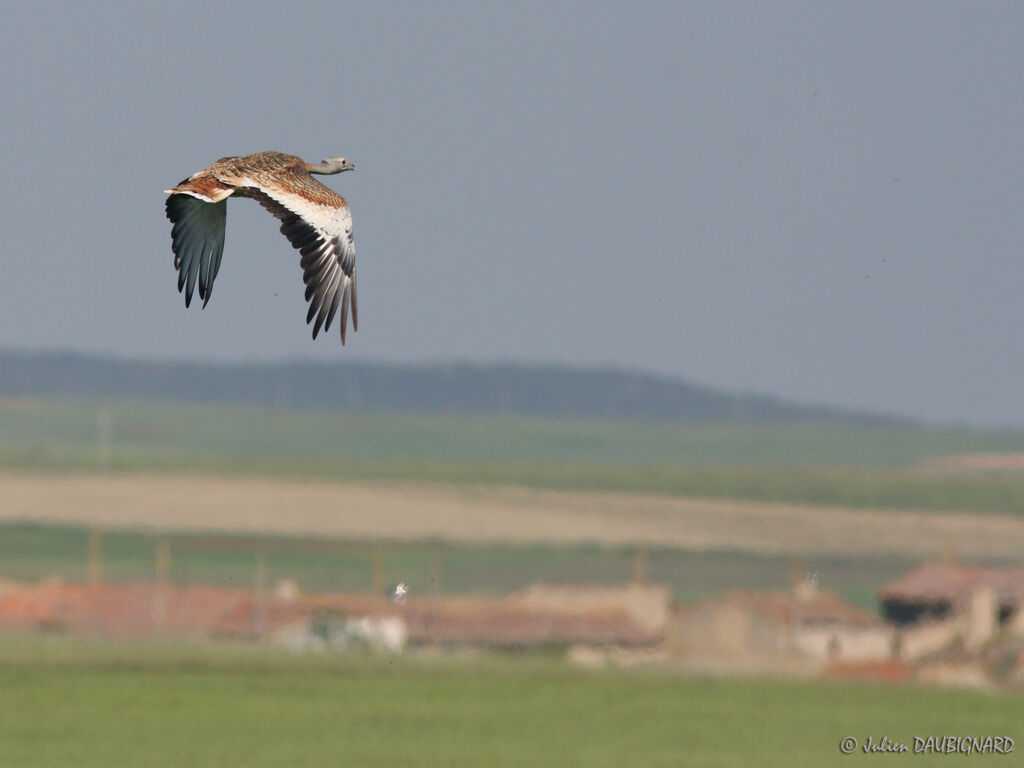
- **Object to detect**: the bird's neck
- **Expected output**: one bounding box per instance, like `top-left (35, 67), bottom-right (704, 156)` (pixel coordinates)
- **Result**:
top-left (306, 161), bottom-right (343, 175)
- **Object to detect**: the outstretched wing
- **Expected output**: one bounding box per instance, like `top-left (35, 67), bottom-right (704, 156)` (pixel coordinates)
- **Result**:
top-left (245, 180), bottom-right (357, 344)
top-left (165, 194), bottom-right (228, 309)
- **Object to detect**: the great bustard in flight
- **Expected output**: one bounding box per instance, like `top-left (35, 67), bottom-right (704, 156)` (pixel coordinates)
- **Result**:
top-left (165, 151), bottom-right (357, 344)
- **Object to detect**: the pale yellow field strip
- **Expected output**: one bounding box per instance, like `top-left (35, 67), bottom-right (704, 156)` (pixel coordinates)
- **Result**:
top-left (1, 471), bottom-right (1022, 559)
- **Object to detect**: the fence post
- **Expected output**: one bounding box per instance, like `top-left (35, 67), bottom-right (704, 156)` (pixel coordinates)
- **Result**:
top-left (370, 545), bottom-right (384, 595)
top-left (154, 538), bottom-right (171, 630)
top-left (88, 526), bottom-right (102, 584)
top-left (254, 546), bottom-right (267, 637)
top-left (633, 544), bottom-right (648, 585)
top-left (430, 548), bottom-right (442, 597)
top-left (156, 539), bottom-right (171, 582)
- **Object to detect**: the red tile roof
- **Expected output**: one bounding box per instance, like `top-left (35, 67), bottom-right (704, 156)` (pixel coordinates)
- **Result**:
top-left (878, 562), bottom-right (1024, 607)
top-left (0, 580), bottom-right (656, 647)
top-left (696, 588), bottom-right (879, 628)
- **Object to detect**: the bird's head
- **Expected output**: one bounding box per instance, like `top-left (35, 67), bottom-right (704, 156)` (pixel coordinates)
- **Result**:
top-left (308, 157), bottom-right (355, 175)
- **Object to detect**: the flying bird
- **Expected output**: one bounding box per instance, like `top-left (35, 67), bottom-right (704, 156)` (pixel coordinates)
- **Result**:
top-left (164, 151), bottom-right (357, 343)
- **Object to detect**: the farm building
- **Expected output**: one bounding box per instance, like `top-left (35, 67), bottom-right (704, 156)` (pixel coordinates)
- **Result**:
top-left (878, 561), bottom-right (1024, 663)
top-left (878, 561), bottom-right (1024, 626)
top-left (0, 578), bottom-right (666, 651)
top-left (669, 581), bottom-right (893, 664)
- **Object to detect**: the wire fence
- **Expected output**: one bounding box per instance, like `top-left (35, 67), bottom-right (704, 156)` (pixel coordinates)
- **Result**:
top-left (0, 522), bottom-right (917, 612)
top-left (4, 523), bottom-right (660, 600)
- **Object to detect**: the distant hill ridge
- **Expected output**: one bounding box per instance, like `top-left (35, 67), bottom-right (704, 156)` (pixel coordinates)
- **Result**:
top-left (0, 350), bottom-right (897, 424)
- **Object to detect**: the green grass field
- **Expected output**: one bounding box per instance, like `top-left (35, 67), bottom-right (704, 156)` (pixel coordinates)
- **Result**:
top-left (4, 397), bottom-right (1024, 513)
top-left (0, 637), bottom-right (1020, 767)
top-left (3, 400), bottom-right (1023, 765)
top-left (7, 397), bottom-right (1024, 467)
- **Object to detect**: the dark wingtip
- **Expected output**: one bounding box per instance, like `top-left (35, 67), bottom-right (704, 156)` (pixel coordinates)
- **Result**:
top-left (351, 272), bottom-right (358, 331)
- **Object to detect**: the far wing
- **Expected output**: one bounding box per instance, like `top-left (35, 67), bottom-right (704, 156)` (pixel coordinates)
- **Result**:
top-left (165, 194), bottom-right (228, 309)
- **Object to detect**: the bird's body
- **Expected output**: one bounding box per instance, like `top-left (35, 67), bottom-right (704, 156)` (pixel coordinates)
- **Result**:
top-left (164, 151), bottom-right (357, 343)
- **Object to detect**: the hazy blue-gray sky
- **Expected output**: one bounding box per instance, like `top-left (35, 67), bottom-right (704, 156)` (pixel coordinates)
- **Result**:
top-left (1, 1), bottom-right (1022, 426)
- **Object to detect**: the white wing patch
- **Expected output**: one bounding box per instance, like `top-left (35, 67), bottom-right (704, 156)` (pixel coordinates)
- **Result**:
top-left (243, 185), bottom-right (357, 343)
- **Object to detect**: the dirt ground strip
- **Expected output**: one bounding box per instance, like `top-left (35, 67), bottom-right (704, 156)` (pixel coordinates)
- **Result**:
top-left (2, 471), bottom-right (1023, 559)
